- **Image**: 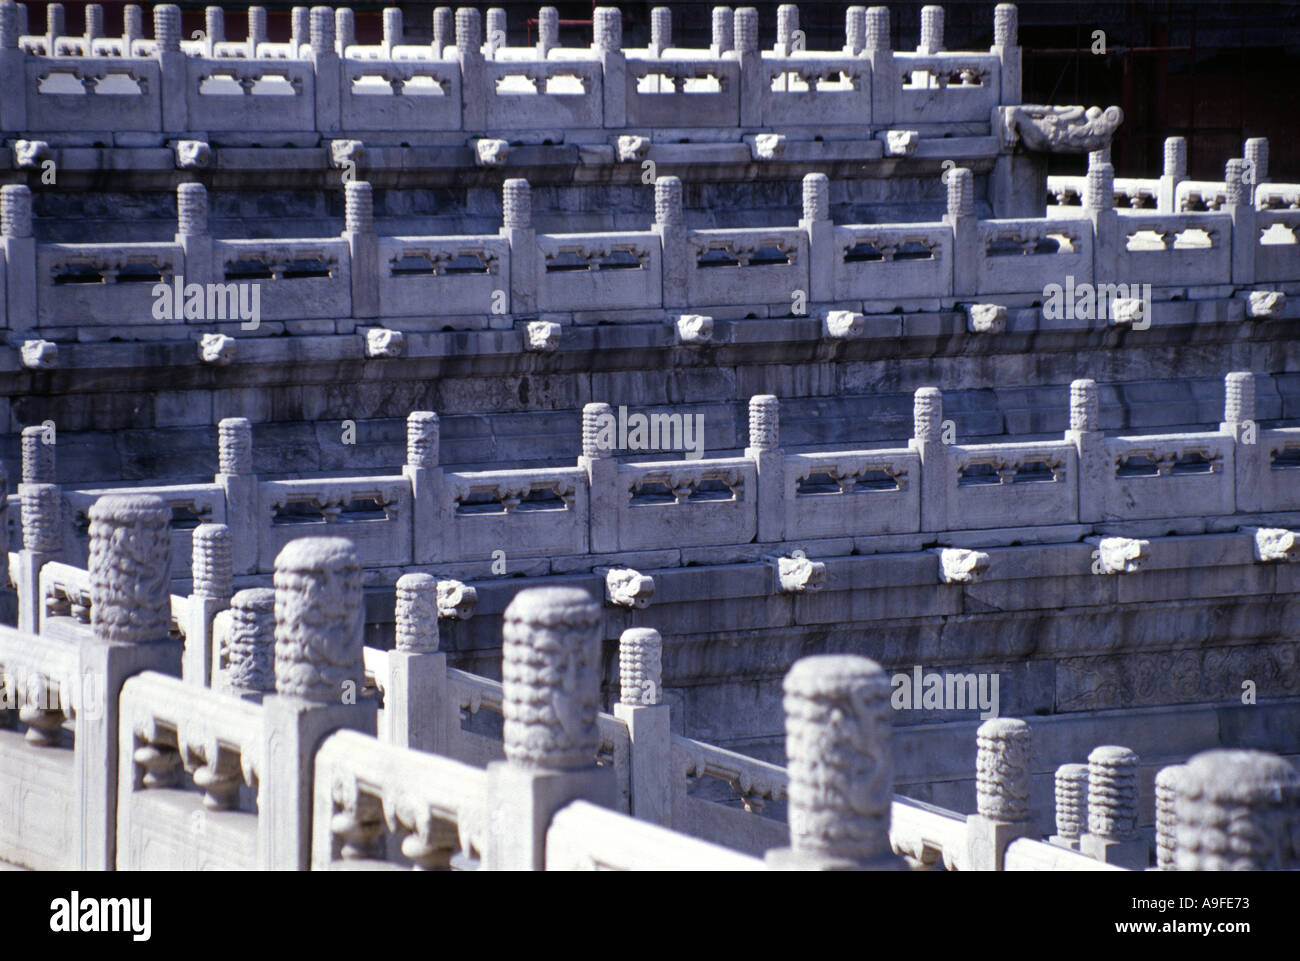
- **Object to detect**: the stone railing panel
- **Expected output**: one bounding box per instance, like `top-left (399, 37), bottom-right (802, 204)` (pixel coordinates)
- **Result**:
top-left (1257, 428), bottom-right (1300, 512)
top-left (784, 448), bottom-right (920, 538)
top-left (760, 54), bottom-right (872, 127)
top-left (617, 457), bottom-right (757, 552)
top-left (36, 242), bottom-right (183, 328)
top-left (377, 235), bottom-right (509, 319)
top-left (117, 671), bottom-right (262, 870)
top-left (948, 440), bottom-right (1079, 529)
top-left (484, 59), bottom-right (603, 129)
top-left (311, 728), bottom-right (488, 869)
top-left (25, 56), bottom-right (161, 131)
top-left (213, 238), bottom-right (351, 321)
top-left (833, 223), bottom-right (952, 301)
top-left (185, 58), bottom-right (317, 132)
top-left (893, 53), bottom-right (1000, 125)
top-left (536, 231), bottom-right (662, 312)
top-left (977, 217), bottom-right (1093, 295)
top-left (1254, 210), bottom-right (1300, 283)
top-left (624, 57), bottom-right (741, 128)
top-left (258, 477), bottom-right (412, 570)
top-left (1114, 213), bottom-right (1232, 287)
top-left (340, 59), bottom-right (462, 131)
top-left (683, 228), bottom-right (808, 308)
top-left (1100, 433), bottom-right (1235, 521)
top-left (442, 466), bottom-right (588, 561)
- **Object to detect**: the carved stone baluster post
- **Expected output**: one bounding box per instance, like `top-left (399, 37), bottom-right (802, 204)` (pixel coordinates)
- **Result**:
top-left (1153, 763), bottom-right (1185, 870)
top-left (176, 182), bottom-right (213, 290)
top-left (250, 6), bottom-right (268, 57)
top-left (801, 172), bottom-right (832, 304)
top-left (432, 7), bottom-right (453, 56)
top-left (593, 7), bottom-right (625, 128)
top-left (485, 7), bottom-right (505, 55)
top-left (404, 411), bottom-right (443, 564)
top-left (311, 6), bottom-right (340, 134)
top-left (945, 166), bottom-right (977, 298)
top-left (1221, 370), bottom-right (1261, 513)
top-left (223, 587), bottom-right (275, 698)
top-left (456, 7), bottom-right (486, 131)
top-left (485, 587), bottom-right (612, 870)
top-left (863, 7), bottom-right (893, 124)
top-left (500, 178), bottom-right (536, 320)
top-left (1, 184), bottom-right (37, 335)
top-left (343, 180), bottom-right (378, 320)
top-left (1225, 158), bottom-right (1256, 286)
top-left (774, 4), bottom-right (797, 57)
top-left (910, 386), bottom-right (949, 533)
top-left (1175, 749), bottom-right (1300, 871)
top-left (649, 6), bottom-right (670, 57)
top-left (1245, 137), bottom-right (1269, 202)
top-left (0, 0), bottom-right (28, 131)
top-left (1085, 154), bottom-right (1119, 285)
top-left (18, 481), bottom-right (60, 634)
top-left (537, 7), bottom-right (557, 58)
top-left (734, 8), bottom-right (761, 126)
top-left (1065, 378), bottom-right (1106, 524)
top-left (766, 655), bottom-right (903, 870)
top-left (291, 6), bottom-right (309, 56)
top-left (204, 6), bottom-right (223, 56)
top-left (155, 5), bottom-right (188, 133)
top-left (653, 175), bottom-right (686, 310)
top-left (183, 522), bottom-right (232, 686)
top-left (966, 718), bottom-right (1036, 870)
top-left (992, 4), bottom-right (1020, 105)
top-left (385, 573), bottom-right (450, 754)
top-left (0, 463), bottom-right (10, 624)
top-left (579, 402), bottom-right (619, 554)
top-left (260, 536), bottom-right (376, 871)
top-left (45, 2), bottom-right (64, 53)
top-left (382, 6), bottom-right (403, 55)
top-left (1049, 762), bottom-right (1088, 850)
top-left (1157, 136), bottom-right (1186, 214)
top-left (746, 394), bottom-right (784, 543)
top-left (711, 6), bottom-right (734, 56)
top-left (215, 417), bottom-right (258, 576)
top-left (81, 494), bottom-right (184, 870)
top-left (1080, 745), bottom-right (1147, 868)
top-left (613, 627), bottom-right (672, 826)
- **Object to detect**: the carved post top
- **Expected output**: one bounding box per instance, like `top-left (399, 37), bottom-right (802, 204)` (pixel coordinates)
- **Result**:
top-left (650, 6), bottom-right (671, 52)
top-left (582, 402), bottom-right (614, 459)
top-left (655, 176), bottom-right (683, 226)
top-left (344, 180), bottom-right (373, 234)
top-left (945, 167), bottom-right (973, 219)
top-left (383, 6), bottom-right (404, 46)
top-left (310, 5), bottom-right (335, 52)
top-left (1224, 370), bottom-right (1256, 424)
top-left (21, 482), bottom-right (62, 554)
top-left (618, 626), bottom-right (663, 706)
top-left (864, 6), bottom-right (890, 52)
top-left (1163, 136), bottom-right (1187, 179)
top-left (0, 0), bottom-right (18, 50)
top-left (406, 411), bottom-right (440, 469)
top-left (204, 6), bottom-right (225, 45)
top-left (154, 4), bottom-right (181, 53)
top-left (218, 417), bottom-right (253, 476)
top-left (503, 178), bottom-right (532, 229)
top-left (273, 536), bottom-right (364, 702)
top-left (291, 7), bottom-right (310, 48)
top-left (975, 717), bottom-right (1032, 822)
top-left (176, 182), bottom-right (209, 237)
top-left (455, 6), bottom-right (482, 55)
top-left (913, 386), bottom-right (943, 441)
top-left (748, 394), bottom-right (780, 451)
top-left (432, 7), bottom-right (453, 52)
top-left (712, 6), bottom-right (734, 53)
top-left (1069, 378), bottom-right (1099, 432)
top-left (844, 6), bottom-right (865, 55)
top-left (801, 172), bottom-right (829, 222)
top-left (191, 522), bottom-right (233, 600)
top-left (919, 5), bottom-right (944, 53)
top-left (1, 184), bottom-right (33, 238)
top-left (993, 3), bottom-right (1018, 47)
top-left (395, 572), bottom-right (439, 653)
top-left (593, 6), bottom-right (622, 52)
top-left (776, 4), bottom-right (798, 46)
top-left (734, 7), bottom-right (758, 55)
top-left (89, 493), bottom-right (173, 644)
top-left (1245, 137), bottom-right (1269, 184)
top-left (21, 424), bottom-right (55, 484)
top-left (1224, 158), bottom-right (1247, 207)
top-left (1084, 160), bottom-right (1115, 211)
top-left (232, 585), bottom-right (275, 613)
top-left (1054, 762), bottom-right (1088, 838)
top-left (123, 4), bottom-right (142, 39)
top-left (1175, 749), bottom-right (1300, 870)
top-left (501, 586), bottom-right (602, 770)
top-left (783, 654), bottom-right (895, 864)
